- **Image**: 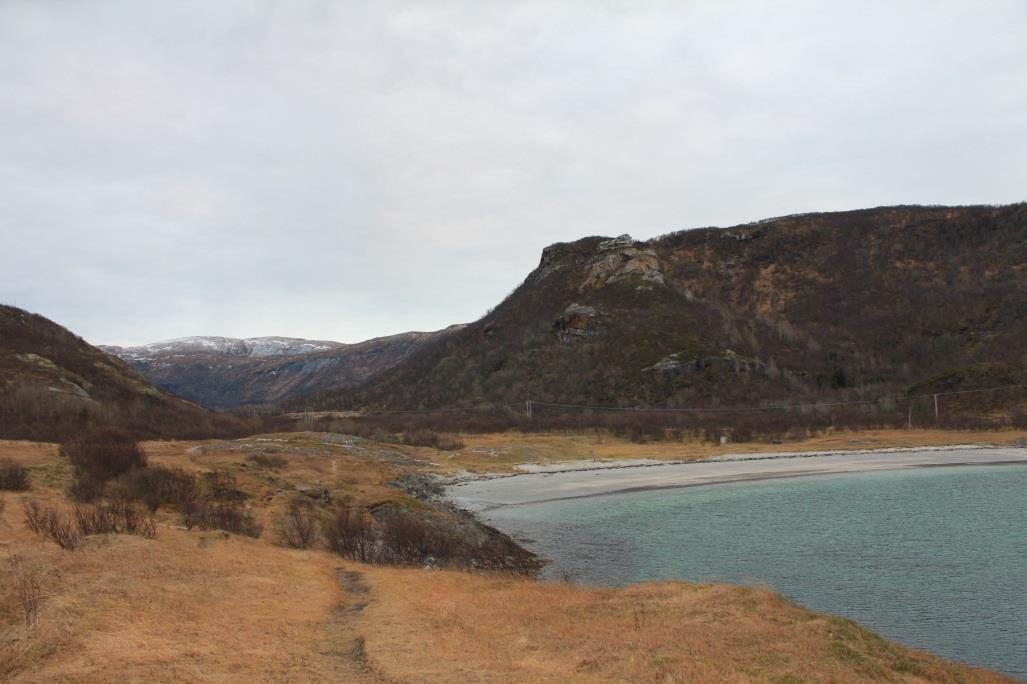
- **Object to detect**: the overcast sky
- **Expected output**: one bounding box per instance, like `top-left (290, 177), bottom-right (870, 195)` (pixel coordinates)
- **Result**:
top-left (2, 2), bottom-right (1025, 346)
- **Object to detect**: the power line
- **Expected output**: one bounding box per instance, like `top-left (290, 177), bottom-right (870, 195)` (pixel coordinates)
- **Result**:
top-left (527, 383), bottom-right (1027, 415)
top-left (320, 383), bottom-right (1027, 418)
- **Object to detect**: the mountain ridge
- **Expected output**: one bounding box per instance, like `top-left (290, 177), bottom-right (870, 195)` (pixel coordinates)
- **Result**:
top-left (103, 326), bottom-right (466, 409)
top-left (292, 203), bottom-right (1027, 414)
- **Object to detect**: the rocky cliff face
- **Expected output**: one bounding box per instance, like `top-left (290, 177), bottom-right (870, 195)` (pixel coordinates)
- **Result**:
top-left (301, 203), bottom-right (1027, 411)
top-left (103, 328), bottom-right (464, 409)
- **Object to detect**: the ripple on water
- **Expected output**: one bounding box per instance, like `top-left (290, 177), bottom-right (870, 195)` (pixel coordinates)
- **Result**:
top-left (481, 465), bottom-right (1027, 679)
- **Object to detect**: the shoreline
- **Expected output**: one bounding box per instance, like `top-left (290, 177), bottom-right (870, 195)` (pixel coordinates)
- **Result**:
top-left (445, 445), bottom-right (1027, 510)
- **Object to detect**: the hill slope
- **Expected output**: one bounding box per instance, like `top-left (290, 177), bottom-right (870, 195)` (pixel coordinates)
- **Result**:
top-left (298, 204), bottom-right (1027, 413)
top-left (0, 305), bottom-right (242, 440)
top-left (103, 328), bottom-right (463, 409)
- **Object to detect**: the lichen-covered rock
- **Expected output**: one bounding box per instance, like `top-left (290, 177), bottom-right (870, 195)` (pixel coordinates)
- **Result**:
top-left (555, 304), bottom-right (599, 341)
top-left (580, 235), bottom-right (664, 290)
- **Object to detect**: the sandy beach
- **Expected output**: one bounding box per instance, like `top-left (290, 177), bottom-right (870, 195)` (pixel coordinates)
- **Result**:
top-left (446, 446), bottom-right (1027, 510)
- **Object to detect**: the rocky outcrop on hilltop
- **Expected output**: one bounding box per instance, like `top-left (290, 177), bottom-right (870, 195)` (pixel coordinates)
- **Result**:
top-left (581, 234), bottom-right (664, 290)
top-left (305, 203), bottom-right (1027, 412)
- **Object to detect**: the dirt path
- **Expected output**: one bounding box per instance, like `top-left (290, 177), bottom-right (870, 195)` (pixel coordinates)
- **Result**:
top-left (328, 567), bottom-right (390, 684)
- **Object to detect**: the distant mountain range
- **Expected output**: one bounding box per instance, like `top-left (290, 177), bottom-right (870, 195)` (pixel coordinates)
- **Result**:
top-left (102, 336), bottom-right (345, 362)
top-left (101, 328), bottom-right (463, 409)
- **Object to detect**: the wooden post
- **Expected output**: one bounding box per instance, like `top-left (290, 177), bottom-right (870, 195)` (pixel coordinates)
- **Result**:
top-left (934, 394), bottom-right (939, 422)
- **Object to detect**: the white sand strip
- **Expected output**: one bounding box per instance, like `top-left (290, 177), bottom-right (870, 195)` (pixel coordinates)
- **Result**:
top-left (447, 447), bottom-right (1027, 511)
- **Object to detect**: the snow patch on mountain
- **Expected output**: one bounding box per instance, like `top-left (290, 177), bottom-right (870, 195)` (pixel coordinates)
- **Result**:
top-left (101, 336), bottom-right (344, 361)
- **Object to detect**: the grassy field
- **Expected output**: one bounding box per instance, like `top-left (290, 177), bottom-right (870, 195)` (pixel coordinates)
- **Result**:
top-left (1, 428), bottom-right (1022, 682)
top-left (433, 427), bottom-right (1027, 473)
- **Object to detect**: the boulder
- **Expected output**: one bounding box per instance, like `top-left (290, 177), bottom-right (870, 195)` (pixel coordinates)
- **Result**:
top-left (577, 235), bottom-right (665, 290)
top-left (555, 304), bottom-right (599, 342)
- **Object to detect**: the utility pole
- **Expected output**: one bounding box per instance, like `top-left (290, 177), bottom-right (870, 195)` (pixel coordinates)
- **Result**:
top-left (907, 404), bottom-right (912, 430)
top-left (934, 394), bottom-right (939, 423)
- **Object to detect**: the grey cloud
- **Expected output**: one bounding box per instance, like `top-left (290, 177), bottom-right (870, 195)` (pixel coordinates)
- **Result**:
top-left (2, 1), bottom-right (1025, 345)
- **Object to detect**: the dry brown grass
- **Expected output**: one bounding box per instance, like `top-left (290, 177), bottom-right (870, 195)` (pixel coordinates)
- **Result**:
top-left (0, 430), bottom-right (1020, 682)
top-left (0, 498), bottom-right (368, 682)
top-left (359, 570), bottom-right (1010, 683)
top-left (437, 428), bottom-right (1027, 473)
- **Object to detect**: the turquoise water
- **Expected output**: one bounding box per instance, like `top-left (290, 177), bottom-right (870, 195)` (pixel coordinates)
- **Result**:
top-left (481, 465), bottom-right (1027, 678)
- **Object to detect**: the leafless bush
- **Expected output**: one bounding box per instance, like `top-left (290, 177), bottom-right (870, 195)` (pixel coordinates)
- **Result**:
top-left (397, 430), bottom-right (465, 451)
top-left (23, 499), bottom-right (155, 549)
top-left (120, 465), bottom-right (198, 511)
top-left (68, 476), bottom-right (105, 503)
top-left (73, 500), bottom-right (156, 538)
top-left (62, 427), bottom-right (146, 482)
top-left (42, 512), bottom-right (80, 550)
top-left (205, 470), bottom-right (246, 501)
top-left (0, 459), bottom-right (30, 491)
top-left (183, 500), bottom-right (262, 538)
top-left (22, 501), bottom-right (76, 548)
top-left (323, 504), bottom-right (479, 568)
top-left (248, 453), bottom-right (288, 470)
top-left (276, 502), bottom-right (319, 549)
top-left (7, 555), bottom-right (42, 627)
top-left (377, 512), bottom-right (454, 565)
top-left (323, 505), bottom-right (376, 562)
top-left (22, 500), bottom-right (44, 534)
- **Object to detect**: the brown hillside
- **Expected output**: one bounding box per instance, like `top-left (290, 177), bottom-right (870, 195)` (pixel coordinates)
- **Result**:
top-left (297, 204), bottom-right (1027, 415)
top-left (0, 305), bottom-right (255, 441)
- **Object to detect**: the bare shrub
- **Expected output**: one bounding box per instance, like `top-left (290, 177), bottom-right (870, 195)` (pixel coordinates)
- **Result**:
top-left (22, 500), bottom-right (45, 534)
top-left (42, 512), bottom-right (80, 550)
top-left (248, 453), bottom-right (288, 470)
top-left (120, 465), bottom-right (198, 511)
top-left (322, 504), bottom-right (480, 568)
top-left (6, 555), bottom-right (43, 627)
top-left (73, 500), bottom-right (156, 538)
top-left (276, 502), bottom-right (319, 549)
top-left (205, 470), bottom-right (246, 501)
top-left (0, 459), bottom-right (30, 491)
top-left (23, 499), bottom-right (155, 549)
top-left (68, 476), bottom-right (105, 503)
top-left (22, 501), bottom-right (77, 549)
top-left (62, 427), bottom-right (146, 482)
top-left (378, 512), bottom-right (453, 565)
top-left (323, 505), bottom-right (376, 562)
top-left (398, 430), bottom-right (465, 451)
top-left (183, 500), bottom-right (262, 538)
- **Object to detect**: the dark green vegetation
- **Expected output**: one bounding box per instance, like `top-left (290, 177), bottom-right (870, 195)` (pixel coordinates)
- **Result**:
top-left (296, 204), bottom-right (1027, 428)
top-left (0, 305), bottom-right (288, 441)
